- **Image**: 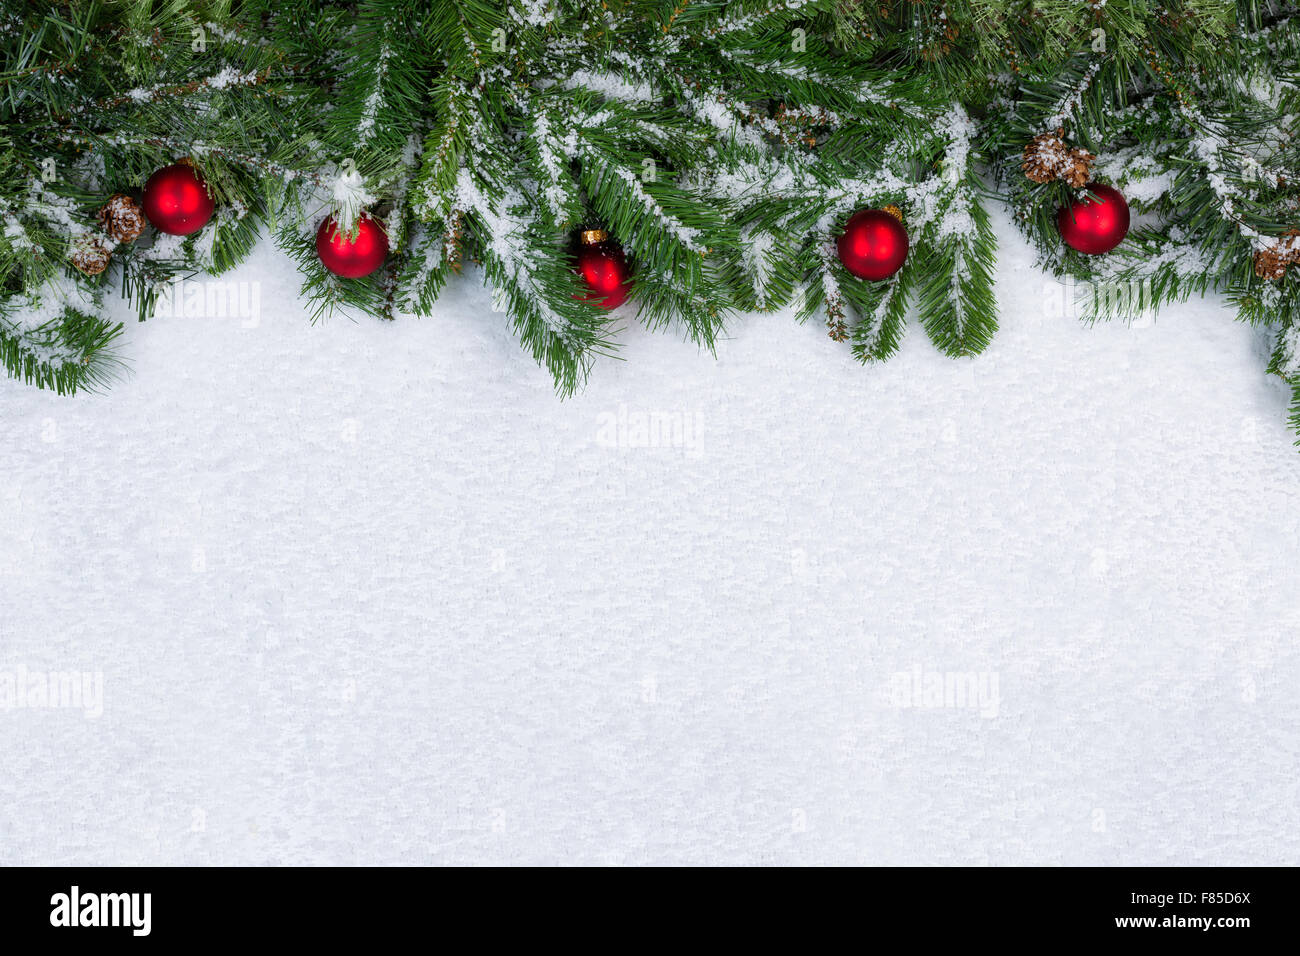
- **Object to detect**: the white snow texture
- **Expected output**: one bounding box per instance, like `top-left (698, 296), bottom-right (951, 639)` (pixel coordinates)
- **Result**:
top-left (1, 210), bottom-right (1297, 866)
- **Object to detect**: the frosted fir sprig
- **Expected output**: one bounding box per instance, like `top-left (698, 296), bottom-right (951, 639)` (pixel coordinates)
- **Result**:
top-left (355, 43), bottom-right (394, 148)
top-left (450, 169), bottom-right (574, 340)
top-left (703, 0), bottom-right (822, 38)
top-left (71, 67), bottom-right (272, 116)
top-left (1042, 62), bottom-right (1102, 132)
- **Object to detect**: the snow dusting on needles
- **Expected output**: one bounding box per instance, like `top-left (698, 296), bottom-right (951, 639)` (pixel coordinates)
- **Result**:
top-left (355, 44), bottom-right (393, 147)
top-left (516, 0), bottom-right (558, 28)
top-left (329, 167), bottom-right (377, 231)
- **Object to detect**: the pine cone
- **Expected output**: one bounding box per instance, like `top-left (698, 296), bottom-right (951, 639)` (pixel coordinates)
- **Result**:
top-left (1023, 129), bottom-right (1096, 188)
top-left (98, 194), bottom-right (145, 243)
top-left (1254, 247), bottom-right (1288, 280)
top-left (1022, 128), bottom-right (1071, 184)
top-left (71, 235), bottom-right (111, 276)
top-left (1254, 229), bottom-right (1300, 281)
top-left (1062, 146), bottom-right (1097, 188)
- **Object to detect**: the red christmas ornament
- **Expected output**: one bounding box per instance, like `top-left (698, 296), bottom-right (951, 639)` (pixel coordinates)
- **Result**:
top-left (141, 163), bottom-right (215, 236)
top-left (837, 208), bottom-right (909, 281)
top-left (1057, 182), bottom-right (1130, 255)
top-left (575, 229), bottom-right (630, 309)
top-left (316, 214), bottom-right (389, 278)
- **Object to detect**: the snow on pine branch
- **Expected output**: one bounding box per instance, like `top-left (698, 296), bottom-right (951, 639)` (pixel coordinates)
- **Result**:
top-left (855, 279), bottom-right (901, 359)
top-left (515, 0), bottom-right (559, 28)
top-left (700, 150), bottom-right (805, 204)
top-left (812, 166), bottom-right (912, 234)
top-left (1280, 324), bottom-right (1300, 379)
top-left (560, 70), bottom-right (658, 106)
top-left (948, 245), bottom-right (968, 339)
top-left (356, 42), bottom-right (394, 147)
top-left (817, 237), bottom-right (845, 321)
top-left (2, 274), bottom-right (96, 355)
top-left (450, 168), bottom-right (575, 340)
top-left (22, 179), bottom-right (92, 241)
top-left (1042, 62), bottom-right (1102, 132)
top-left (1089, 230), bottom-right (1213, 284)
top-left (1094, 147), bottom-right (1179, 204)
top-left (928, 105), bottom-right (978, 242)
top-left (698, 102), bottom-right (970, 232)
top-left (569, 127), bottom-right (706, 254)
top-left (73, 67), bottom-right (267, 116)
top-left (704, 0), bottom-right (821, 38)
top-left (607, 51), bottom-right (766, 145)
top-left (530, 109), bottom-right (579, 221)
top-left (1182, 105), bottom-right (1266, 244)
top-left (400, 225), bottom-right (445, 312)
top-left (676, 85), bottom-right (769, 147)
top-left (1, 200), bottom-right (36, 254)
top-left (607, 164), bottom-right (705, 254)
top-left (740, 225), bottom-right (776, 309)
top-left (712, 48), bottom-right (920, 118)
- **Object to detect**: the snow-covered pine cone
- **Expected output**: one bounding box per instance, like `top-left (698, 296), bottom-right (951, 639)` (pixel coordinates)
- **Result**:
top-left (1023, 128), bottom-right (1096, 188)
top-left (71, 235), bottom-right (112, 275)
top-left (1254, 248), bottom-right (1288, 280)
top-left (1063, 147), bottom-right (1097, 189)
top-left (99, 193), bottom-right (146, 243)
top-left (1254, 230), bottom-right (1300, 280)
top-left (1022, 129), bottom-right (1070, 183)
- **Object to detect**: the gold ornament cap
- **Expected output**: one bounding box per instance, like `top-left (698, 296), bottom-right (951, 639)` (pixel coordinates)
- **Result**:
top-left (580, 229), bottom-right (609, 246)
top-left (882, 205), bottom-right (904, 223)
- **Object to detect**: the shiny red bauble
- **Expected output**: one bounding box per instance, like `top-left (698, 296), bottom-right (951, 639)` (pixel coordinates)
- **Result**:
top-left (575, 238), bottom-right (630, 310)
top-left (316, 214), bottom-right (389, 278)
top-left (837, 209), bottom-right (909, 281)
top-left (141, 163), bottom-right (215, 236)
top-left (1057, 182), bottom-right (1130, 255)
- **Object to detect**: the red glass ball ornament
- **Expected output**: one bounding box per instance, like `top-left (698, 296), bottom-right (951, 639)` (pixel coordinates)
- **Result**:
top-left (1057, 182), bottom-right (1130, 255)
top-left (141, 163), bottom-right (215, 236)
top-left (575, 234), bottom-right (630, 310)
top-left (837, 209), bottom-right (909, 281)
top-left (316, 215), bottom-right (389, 278)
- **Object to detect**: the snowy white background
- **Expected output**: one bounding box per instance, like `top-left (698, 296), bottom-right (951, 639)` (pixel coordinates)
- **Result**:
top-left (2, 210), bottom-right (1298, 866)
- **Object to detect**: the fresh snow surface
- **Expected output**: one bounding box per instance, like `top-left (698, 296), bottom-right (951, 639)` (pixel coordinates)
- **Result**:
top-left (1, 209), bottom-right (1297, 866)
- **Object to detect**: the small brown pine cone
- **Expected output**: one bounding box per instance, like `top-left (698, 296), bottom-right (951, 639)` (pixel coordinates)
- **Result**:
top-left (1284, 228), bottom-right (1300, 258)
top-left (98, 193), bottom-right (146, 243)
top-left (71, 235), bottom-right (111, 276)
top-left (1254, 229), bottom-right (1300, 280)
top-left (1254, 248), bottom-right (1288, 280)
top-left (1022, 128), bottom-right (1071, 184)
top-left (1062, 147), bottom-right (1097, 188)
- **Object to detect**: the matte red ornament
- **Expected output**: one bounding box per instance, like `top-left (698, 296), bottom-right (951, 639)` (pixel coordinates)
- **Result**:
top-left (1057, 182), bottom-right (1130, 255)
top-left (575, 230), bottom-right (630, 309)
top-left (141, 163), bottom-right (215, 236)
top-left (837, 209), bottom-right (909, 281)
top-left (316, 214), bottom-right (389, 278)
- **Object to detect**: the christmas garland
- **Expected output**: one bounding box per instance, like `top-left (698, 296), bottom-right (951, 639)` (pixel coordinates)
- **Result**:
top-left (1, 1), bottom-right (1297, 442)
